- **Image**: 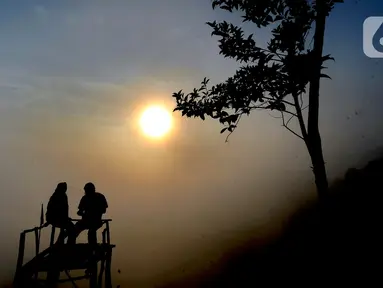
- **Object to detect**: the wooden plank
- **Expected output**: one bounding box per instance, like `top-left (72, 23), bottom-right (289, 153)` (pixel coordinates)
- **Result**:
top-left (64, 270), bottom-right (79, 288)
top-left (35, 244), bottom-right (115, 272)
top-left (70, 219), bottom-right (112, 222)
top-left (57, 274), bottom-right (90, 283)
top-left (22, 222), bottom-right (48, 234)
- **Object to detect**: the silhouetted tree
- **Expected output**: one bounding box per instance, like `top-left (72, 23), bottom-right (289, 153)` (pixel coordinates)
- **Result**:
top-left (172, 0), bottom-right (343, 199)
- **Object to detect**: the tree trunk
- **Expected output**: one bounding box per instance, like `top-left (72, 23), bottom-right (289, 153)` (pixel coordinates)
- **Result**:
top-left (308, 135), bottom-right (329, 201)
top-left (307, 0), bottom-right (329, 199)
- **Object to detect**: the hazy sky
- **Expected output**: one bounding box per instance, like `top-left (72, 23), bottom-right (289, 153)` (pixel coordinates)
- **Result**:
top-left (0, 0), bottom-right (383, 287)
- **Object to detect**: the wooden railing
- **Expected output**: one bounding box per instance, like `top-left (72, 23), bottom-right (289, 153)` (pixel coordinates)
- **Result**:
top-left (48, 219), bottom-right (112, 247)
top-left (15, 219), bottom-right (112, 279)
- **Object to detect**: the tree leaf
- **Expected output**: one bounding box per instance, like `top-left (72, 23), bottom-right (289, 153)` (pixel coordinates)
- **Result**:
top-left (320, 73), bottom-right (332, 80)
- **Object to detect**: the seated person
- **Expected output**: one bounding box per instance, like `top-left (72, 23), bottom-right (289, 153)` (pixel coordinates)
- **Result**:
top-left (46, 182), bottom-right (76, 245)
top-left (74, 182), bottom-right (108, 245)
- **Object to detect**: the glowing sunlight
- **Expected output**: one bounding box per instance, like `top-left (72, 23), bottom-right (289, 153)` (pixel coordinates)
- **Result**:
top-left (139, 105), bottom-right (172, 138)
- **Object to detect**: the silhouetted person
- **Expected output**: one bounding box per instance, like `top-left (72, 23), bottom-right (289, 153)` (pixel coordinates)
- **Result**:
top-left (46, 182), bottom-right (76, 245)
top-left (74, 182), bottom-right (108, 245)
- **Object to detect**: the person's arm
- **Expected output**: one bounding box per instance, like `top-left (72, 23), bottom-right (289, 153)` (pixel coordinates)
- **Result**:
top-left (46, 195), bottom-right (54, 222)
top-left (101, 195), bottom-right (108, 214)
top-left (64, 195), bottom-right (69, 219)
top-left (46, 196), bottom-right (53, 214)
top-left (77, 196), bottom-right (86, 216)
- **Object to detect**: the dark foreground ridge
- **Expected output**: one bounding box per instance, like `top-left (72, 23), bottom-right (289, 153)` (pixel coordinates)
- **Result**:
top-left (160, 157), bottom-right (383, 287)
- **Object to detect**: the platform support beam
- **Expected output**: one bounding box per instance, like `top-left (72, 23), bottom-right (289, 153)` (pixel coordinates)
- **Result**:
top-left (105, 247), bottom-right (113, 288)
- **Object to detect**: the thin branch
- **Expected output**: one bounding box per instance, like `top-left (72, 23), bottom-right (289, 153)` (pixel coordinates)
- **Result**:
top-left (251, 102), bottom-right (298, 119)
top-left (248, 104), bottom-right (269, 111)
top-left (281, 112), bottom-right (304, 140)
top-left (251, 104), bottom-right (298, 119)
top-left (268, 111), bottom-right (283, 119)
top-left (237, 48), bottom-right (284, 63)
top-left (292, 94), bottom-right (308, 141)
top-left (299, 92), bottom-right (304, 108)
top-left (286, 113), bottom-right (295, 126)
top-left (225, 114), bottom-right (243, 143)
top-left (273, 54), bottom-right (283, 62)
top-left (303, 23), bottom-right (314, 48)
top-left (251, 101), bottom-right (271, 109)
top-left (257, 47), bottom-right (286, 58)
top-left (262, 96), bottom-right (295, 107)
top-left (258, 55), bottom-right (284, 63)
top-left (278, 109), bottom-right (297, 118)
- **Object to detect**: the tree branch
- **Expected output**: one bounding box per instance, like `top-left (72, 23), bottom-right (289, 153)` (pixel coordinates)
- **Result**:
top-left (281, 112), bottom-right (304, 140)
top-left (250, 104), bottom-right (298, 119)
top-left (225, 114), bottom-right (242, 143)
top-left (262, 96), bottom-right (295, 107)
top-left (286, 113), bottom-right (295, 126)
top-left (293, 93), bottom-right (308, 142)
top-left (299, 92), bottom-right (304, 108)
top-left (268, 111), bottom-right (283, 119)
top-left (278, 109), bottom-right (297, 118)
top-left (250, 102), bottom-right (271, 109)
top-left (257, 46), bottom-right (286, 58)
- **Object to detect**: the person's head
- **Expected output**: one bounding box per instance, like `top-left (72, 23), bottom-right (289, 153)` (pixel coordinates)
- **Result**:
top-left (84, 182), bottom-right (96, 195)
top-left (55, 182), bottom-right (67, 194)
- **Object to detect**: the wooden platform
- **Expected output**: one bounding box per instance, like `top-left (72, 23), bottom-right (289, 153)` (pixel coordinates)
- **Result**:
top-left (14, 219), bottom-right (115, 287)
top-left (36, 243), bottom-right (115, 272)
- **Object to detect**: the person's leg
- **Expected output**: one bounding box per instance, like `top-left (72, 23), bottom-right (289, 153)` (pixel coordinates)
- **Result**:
top-left (51, 220), bottom-right (67, 245)
top-left (73, 220), bottom-right (88, 241)
top-left (53, 219), bottom-right (75, 245)
top-left (56, 228), bottom-right (66, 245)
top-left (64, 220), bottom-right (77, 245)
top-left (87, 220), bottom-right (102, 245)
top-left (88, 229), bottom-right (97, 246)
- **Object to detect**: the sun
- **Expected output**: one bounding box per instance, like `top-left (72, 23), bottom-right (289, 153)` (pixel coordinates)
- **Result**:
top-left (139, 106), bottom-right (172, 138)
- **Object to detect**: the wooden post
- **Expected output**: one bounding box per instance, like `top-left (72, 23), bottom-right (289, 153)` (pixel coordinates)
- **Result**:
top-left (105, 221), bottom-right (110, 245)
top-left (89, 260), bottom-right (98, 288)
top-left (16, 232), bottom-right (26, 273)
top-left (46, 246), bottom-right (60, 288)
top-left (34, 229), bottom-right (40, 256)
top-left (13, 232), bottom-right (26, 287)
top-left (98, 256), bottom-right (105, 288)
top-left (34, 229), bottom-right (39, 280)
top-left (105, 247), bottom-right (112, 288)
top-left (102, 229), bottom-right (106, 245)
top-left (46, 269), bottom-right (60, 288)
